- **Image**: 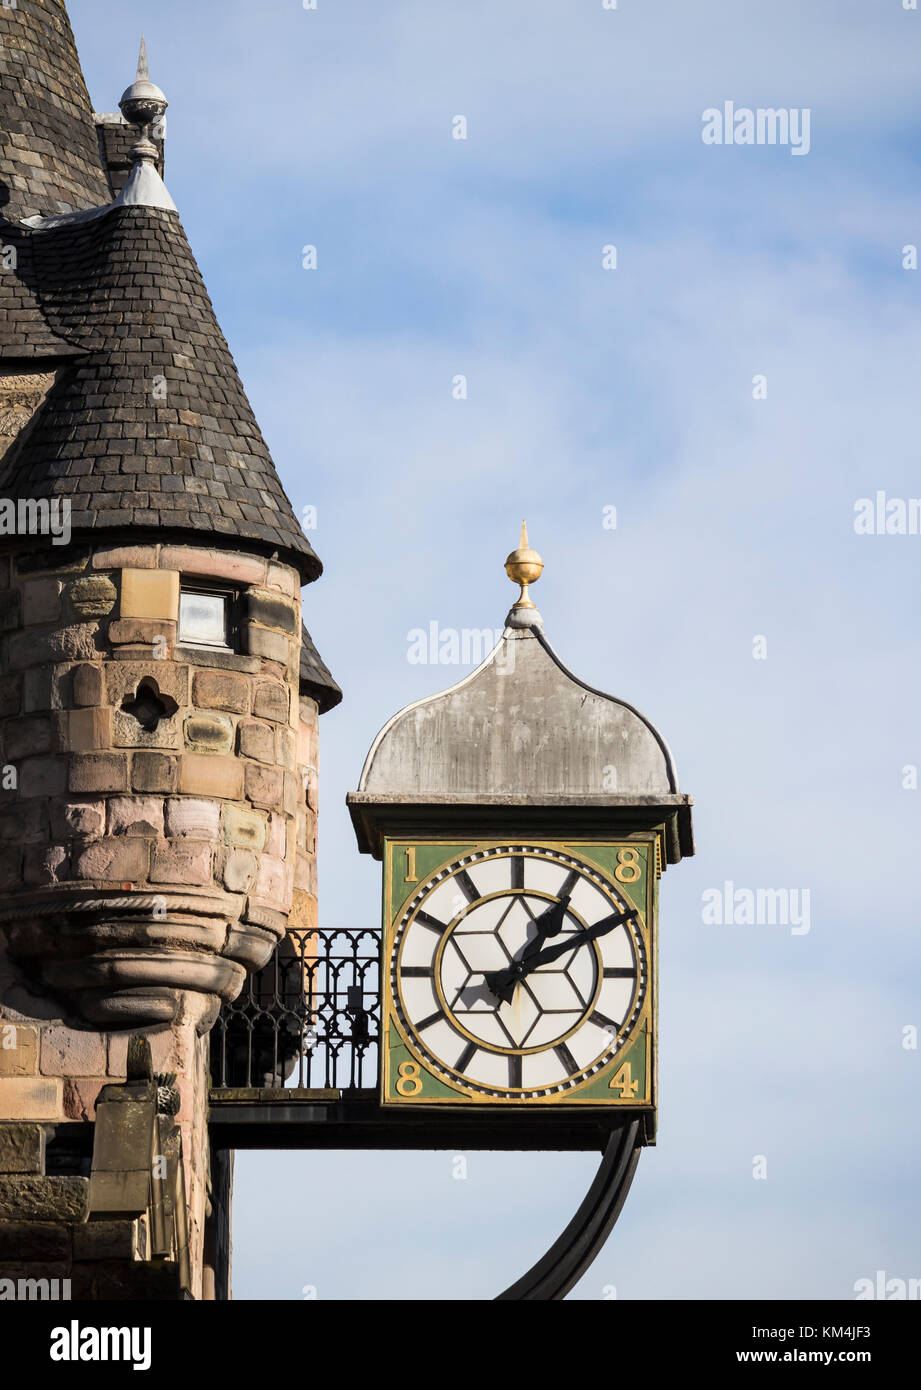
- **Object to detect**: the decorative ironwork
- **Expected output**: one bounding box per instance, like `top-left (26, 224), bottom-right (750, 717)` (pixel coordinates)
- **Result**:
top-left (210, 928), bottom-right (380, 1091)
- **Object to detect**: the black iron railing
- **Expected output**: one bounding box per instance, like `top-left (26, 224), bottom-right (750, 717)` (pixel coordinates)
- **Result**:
top-left (210, 928), bottom-right (381, 1091)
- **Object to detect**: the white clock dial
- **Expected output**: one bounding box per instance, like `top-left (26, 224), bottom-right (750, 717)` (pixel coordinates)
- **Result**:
top-left (391, 844), bottom-right (647, 1100)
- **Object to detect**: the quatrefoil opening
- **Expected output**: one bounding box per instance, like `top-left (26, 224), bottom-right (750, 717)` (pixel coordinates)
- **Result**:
top-left (121, 677), bottom-right (178, 733)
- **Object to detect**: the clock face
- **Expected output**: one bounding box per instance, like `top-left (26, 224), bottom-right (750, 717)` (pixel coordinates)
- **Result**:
top-left (388, 843), bottom-right (648, 1101)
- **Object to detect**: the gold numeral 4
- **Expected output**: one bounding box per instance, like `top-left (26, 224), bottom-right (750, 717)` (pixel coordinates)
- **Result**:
top-left (609, 1061), bottom-right (639, 1097)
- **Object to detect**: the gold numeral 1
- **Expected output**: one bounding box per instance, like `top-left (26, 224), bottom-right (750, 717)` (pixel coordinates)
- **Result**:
top-left (404, 846), bottom-right (418, 883)
top-left (609, 1061), bottom-right (639, 1097)
top-left (396, 1060), bottom-right (423, 1096)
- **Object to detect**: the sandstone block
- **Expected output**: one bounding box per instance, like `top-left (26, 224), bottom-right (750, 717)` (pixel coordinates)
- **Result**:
top-left (191, 670), bottom-right (249, 714)
top-left (50, 799), bottom-right (105, 839)
top-left (8, 625), bottom-right (87, 673)
top-left (164, 797), bottom-right (220, 839)
top-left (112, 708), bottom-right (181, 752)
top-left (106, 1031), bottom-right (176, 1078)
top-left (245, 762), bottom-right (284, 811)
top-left (284, 771), bottom-right (299, 816)
top-left (92, 545), bottom-right (157, 570)
top-left (253, 855), bottom-right (292, 911)
top-left (22, 578), bottom-right (61, 626)
top-left (179, 754), bottom-right (243, 799)
top-left (86, 1169), bottom-right (150, 1218)
top-left (0, 1123), bottom-right (43, 1174)
top-left (238, 720), bottom-right (274, 764)
top-left (41, 1027), bottom-right (106, 1077)
top-left (252, 681), bottom-right (289, 723)
top-left (266, 813), bottom-right (286, 858)
top-left (109, 618), bottom-right (176, 652)
top-left (67, 575), bottom-right (117, 618)
top-left (289, 887), bottom-right (316, 929)
top-left (73, 1219), bottom-right (142, 1261)
top-left (120, 568), bottom-right (179, 622)
top-left (266, 563), bottom-right (300, 598)
top-left (0, 1027), bottom-right (38, 1079)
top-left (298, 696), bottom-right (319, 730)
top-left (73, 838), bottom-right (149, 883)
top-left (106, 661), bottom-right (188, 709)
top-left (0, 1221), bottom-right (69, 1260)
top-left (15, 549), bottom-right (88, 579)
top-left (20, 755), bottom-right (67, 798)
top-left (72, 664), bottom-right (104, 707)
top-left (0, 1175), bottom-right (88, 1222)
top-left (220, 848), bottom-right (256, 893)
top-left (63, 1077), bottom-right (105, 1122)
top-left (69, 753), bottom-right (127, 793)
top-left (184, 711), bottom-right (234, 754)
top-left (159, 547), bottom-right (265, 584)
top-left (150, 839), bottom-right (212, 886)
top-left (64, 707), bottom-right (112, 752)
top-left (107, 796), bottom-right (164, 837)
top-left (131, 752), bottom-right (179, 793)
top-left (294, 854), bottom-right (316, 893)
top-left (276, 726), bottom-right (296, 770)
top-left (244, 590), bottom-right (298, 634)
top-left (5, 715), bottom-right (52, 760)
top-left (245, 625), bottom-right (289, 664)
top-left (222, 805), bottom-right (266, 850)
top-left (0, 1077), bottom-right (63, 1121)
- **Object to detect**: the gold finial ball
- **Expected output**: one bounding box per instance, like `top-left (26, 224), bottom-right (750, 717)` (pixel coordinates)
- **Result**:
top-left (504, 520), bottom-right (543, 608)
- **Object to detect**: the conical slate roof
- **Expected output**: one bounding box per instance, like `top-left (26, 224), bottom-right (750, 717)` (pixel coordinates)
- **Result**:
top-left (0, 203), bottom-right (322, 579)
top-left (0, 0), bottom-right (338, 707)
top-left (0, 0), bottom-right (111, 223)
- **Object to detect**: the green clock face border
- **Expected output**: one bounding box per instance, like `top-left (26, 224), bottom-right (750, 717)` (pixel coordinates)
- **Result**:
top-left (380, 836), bottom-right (658, 1108)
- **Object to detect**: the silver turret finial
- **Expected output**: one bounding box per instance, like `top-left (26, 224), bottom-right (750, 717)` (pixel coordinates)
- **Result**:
top-left (119, 36), bottom-right (168, 151)
top-left (115, 38), bottom-right (176, 213)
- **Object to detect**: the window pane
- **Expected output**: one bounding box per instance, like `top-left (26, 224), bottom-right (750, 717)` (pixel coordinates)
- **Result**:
top-left (179, 591), bottom-right (228, 646)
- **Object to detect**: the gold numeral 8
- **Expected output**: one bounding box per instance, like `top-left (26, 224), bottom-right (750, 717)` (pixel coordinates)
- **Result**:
top-left (614, 847), bottom-right (642, 883)
top-left (396, 1060), bottom-right (423, 1096)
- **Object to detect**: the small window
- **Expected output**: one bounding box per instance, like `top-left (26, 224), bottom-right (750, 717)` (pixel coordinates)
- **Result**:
top-left (179, 585), bottom-right (236, 650)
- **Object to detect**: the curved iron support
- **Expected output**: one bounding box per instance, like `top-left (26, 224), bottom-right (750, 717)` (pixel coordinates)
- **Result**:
top-left (495, 1119), bottom-right (643, 1301)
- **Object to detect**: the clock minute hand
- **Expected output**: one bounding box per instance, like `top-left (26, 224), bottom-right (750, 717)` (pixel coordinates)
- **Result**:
top-left (484, 907), bottom-right (637, 1005)
top-left (524, 908), bottom-right (638, 971)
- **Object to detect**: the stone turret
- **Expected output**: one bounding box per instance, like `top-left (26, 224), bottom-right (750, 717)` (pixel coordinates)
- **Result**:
top-left (0, 7), bottom-right (339, 1299)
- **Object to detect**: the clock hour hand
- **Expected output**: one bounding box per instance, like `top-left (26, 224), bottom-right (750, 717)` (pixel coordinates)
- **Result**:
top-left (520, 894), bottom-right (570, 961)
top-left (484, 907), bottom-right (638, 1005)
top-left (484, 895), bottom-right (570, 1005)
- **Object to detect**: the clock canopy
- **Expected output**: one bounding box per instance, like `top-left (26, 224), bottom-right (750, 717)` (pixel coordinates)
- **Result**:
top-left (348, 529), bottom-right (694, 864)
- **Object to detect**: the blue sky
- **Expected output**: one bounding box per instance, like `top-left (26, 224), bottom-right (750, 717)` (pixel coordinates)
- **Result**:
top-left (74, 0), bottom-right (921, 1299)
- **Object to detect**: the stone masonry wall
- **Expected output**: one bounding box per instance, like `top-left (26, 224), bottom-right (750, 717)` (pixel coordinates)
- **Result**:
top-left (0, 540), bottom-right (317, 1297)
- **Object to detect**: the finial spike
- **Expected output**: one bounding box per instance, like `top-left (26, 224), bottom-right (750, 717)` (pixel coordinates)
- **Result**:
top-left (137, 35), bottom-right (149, 83)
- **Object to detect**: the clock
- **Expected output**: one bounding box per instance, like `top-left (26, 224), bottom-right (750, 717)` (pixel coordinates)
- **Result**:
top-left (381, 839), bottom-right (657, 1106)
